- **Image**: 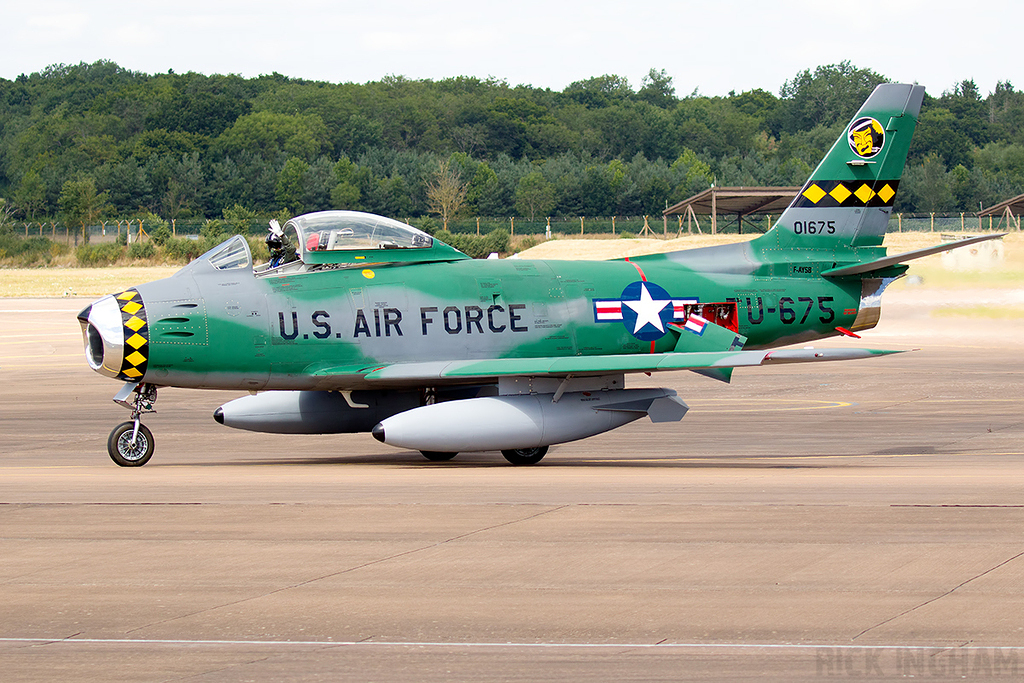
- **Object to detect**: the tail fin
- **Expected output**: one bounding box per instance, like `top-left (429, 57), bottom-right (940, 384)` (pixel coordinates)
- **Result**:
top-left (761, 83), bottom-right (925, 250)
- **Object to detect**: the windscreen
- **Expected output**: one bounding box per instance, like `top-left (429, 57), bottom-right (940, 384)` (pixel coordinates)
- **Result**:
top-left (205, 235), bottom-right (252, 270)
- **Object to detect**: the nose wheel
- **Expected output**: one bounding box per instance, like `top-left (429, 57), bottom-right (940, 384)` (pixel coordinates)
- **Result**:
top-left (107, 382), bottom-right (158, 467)
top-left (108, 421), bottom-right (155, 466)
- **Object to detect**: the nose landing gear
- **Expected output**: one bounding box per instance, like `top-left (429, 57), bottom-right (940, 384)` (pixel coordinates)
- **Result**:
top-left (107, 382), bottom-right (157, 467)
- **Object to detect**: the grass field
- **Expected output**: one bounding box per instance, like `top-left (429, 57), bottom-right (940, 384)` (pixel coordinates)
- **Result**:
top-left (1, 232), bottom-right (1020, 298)
top-left (0, 266), bottom-right (184, 298)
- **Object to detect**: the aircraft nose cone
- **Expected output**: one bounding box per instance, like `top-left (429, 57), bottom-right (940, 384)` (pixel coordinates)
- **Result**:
top-left (78, 288), bottom-right (150, 381)
top-left (371, 423), bottom-right (385, 443)
top-left (79, 295), bottom-right (125, 377)
top-left (213, 407), bottom-right (225, 425)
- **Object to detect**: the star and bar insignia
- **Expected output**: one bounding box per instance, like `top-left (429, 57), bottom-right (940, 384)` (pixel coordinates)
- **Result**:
top-left (593, 281), bottom-right (699, 342)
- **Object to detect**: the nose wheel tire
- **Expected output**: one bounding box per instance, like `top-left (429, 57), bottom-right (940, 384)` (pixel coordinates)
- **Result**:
top-left (501, 446), bottom-right (548, 465)
top-left (107, 421), bottom-right (155, 467)
top-left (420, 451), bottom-right (458, 462)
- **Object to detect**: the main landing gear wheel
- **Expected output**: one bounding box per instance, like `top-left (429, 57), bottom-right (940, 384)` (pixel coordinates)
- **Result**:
top-left (501, 446), bottom-right (548, 465)
top-left (420, 451), bottom-right (458, 462)
top-left (107, 421), bottom-right (155, 467)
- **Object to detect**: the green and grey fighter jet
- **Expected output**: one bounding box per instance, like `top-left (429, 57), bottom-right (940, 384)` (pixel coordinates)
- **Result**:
top-left (78, 83), bottom-right (1000, 466)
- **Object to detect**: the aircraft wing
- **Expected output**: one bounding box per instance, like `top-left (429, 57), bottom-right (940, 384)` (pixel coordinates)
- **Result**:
top-left (312, 347), bottom-right (905, 385)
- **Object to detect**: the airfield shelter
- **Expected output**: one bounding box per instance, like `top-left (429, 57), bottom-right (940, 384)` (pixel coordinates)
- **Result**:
top-left (663, 186), bottom-right (800, 235)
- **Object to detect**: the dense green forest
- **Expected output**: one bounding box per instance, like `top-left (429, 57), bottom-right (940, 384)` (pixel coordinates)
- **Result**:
top-left (2, 59), bottom-right (1023, 232)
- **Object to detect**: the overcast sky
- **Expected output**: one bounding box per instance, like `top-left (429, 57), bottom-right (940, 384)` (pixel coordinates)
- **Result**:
top-left (3, 0), bottom-right (1019, 98)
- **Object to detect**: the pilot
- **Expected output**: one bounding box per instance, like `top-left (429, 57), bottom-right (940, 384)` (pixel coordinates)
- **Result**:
top-left (266, 231), bottom-right (297, 268)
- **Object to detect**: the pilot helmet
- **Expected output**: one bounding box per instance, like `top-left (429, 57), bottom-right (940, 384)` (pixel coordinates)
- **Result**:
top-left (265, 232), bottom-right (283, 251)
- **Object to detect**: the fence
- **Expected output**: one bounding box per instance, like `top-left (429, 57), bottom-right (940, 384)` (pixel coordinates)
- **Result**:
top-left (447, 213), bottom-right (1020, 237)
top-left (3, 218), bottom-right (266, 245)
top-left (3, 212), bottom-right (1018, 245)
top-left (444, 216), bottom-right (668, 237)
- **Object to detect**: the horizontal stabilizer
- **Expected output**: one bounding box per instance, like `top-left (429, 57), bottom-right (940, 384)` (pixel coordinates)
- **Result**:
top-left (823, 233), bottom-right (1005, 277)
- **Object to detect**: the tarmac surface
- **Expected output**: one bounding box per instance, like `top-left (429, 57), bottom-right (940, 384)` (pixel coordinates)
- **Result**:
top-left (1, 293), bottom-right (1023, 681)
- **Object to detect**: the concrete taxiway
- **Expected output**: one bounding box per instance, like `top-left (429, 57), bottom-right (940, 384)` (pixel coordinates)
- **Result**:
top-left (0, 295), bottom-right (1022, 681)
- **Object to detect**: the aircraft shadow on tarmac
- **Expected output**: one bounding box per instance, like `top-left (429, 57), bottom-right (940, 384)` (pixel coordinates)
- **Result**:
top-left (165, 451), bottom-right (848, 469)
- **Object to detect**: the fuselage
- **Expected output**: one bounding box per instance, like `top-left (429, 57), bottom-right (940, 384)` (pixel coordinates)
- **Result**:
top-left (84, 239), bottom-right (864, 393)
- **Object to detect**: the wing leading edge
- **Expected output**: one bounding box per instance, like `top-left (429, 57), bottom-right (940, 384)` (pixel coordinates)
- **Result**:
top-left (313, 347), bottom-right (905, 385)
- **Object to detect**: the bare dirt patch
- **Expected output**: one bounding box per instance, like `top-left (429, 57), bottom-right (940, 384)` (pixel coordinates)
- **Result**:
top-left (517, 233), bottom-right (753, 261)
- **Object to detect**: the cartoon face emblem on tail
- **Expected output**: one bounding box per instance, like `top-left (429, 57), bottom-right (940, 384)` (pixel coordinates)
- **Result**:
top-left (848, 116), bottom-right (885, 158)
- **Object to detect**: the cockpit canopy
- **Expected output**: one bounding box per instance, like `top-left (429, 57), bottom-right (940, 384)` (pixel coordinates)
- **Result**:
top-left (282, 211), bottom-right (461, 267)
top-left (183, 211), bottom-right (468, 280)
top-left (289, 211), bottom-right (433, 253)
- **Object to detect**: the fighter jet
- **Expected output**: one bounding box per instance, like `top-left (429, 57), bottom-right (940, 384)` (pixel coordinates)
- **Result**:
top-left (77, 83), bottom-right (999, 466)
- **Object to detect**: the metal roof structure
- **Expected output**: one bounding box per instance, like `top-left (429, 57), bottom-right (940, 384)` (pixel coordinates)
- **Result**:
top-left (978, 193), bottom-right (1024, 230)
top-left (662, 186), bottom-right (801, 234)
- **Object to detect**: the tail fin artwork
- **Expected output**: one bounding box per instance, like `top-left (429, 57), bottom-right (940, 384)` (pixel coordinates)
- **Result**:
top-left (645, 83), bottom-right (1003, 284)
top-left (751, 83), bottom-right (1003, 278)
top-left (761, 83), bottom-right (926, 252)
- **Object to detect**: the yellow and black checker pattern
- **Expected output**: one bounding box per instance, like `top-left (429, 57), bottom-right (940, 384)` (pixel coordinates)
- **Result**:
top-left (115, 288), bottom-right (149, 380)
top-left (791, 179), bottom-right (900, 209)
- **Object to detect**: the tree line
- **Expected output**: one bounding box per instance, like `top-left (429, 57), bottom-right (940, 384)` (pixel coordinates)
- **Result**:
top-left (2, 59), bottom-right (1024, 234)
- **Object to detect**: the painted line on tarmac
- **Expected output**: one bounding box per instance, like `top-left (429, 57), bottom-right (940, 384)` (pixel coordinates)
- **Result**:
top-left (2, 637), bottom-right (1023, 652)
top-left (587, 453), bottom-right (938, 463)
top-left (692, 397), bottom-right (1021, 413)
top-left (2, 364), bottom-right (87, 370)
top-left (0, 309), bottom-right (82, 314)
top-left (690, 400), bottom-right (852, 413)
top-left (549, 452), bottom-right (1024, 465)
top-left (0, 332), bottom-right (80, 339)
